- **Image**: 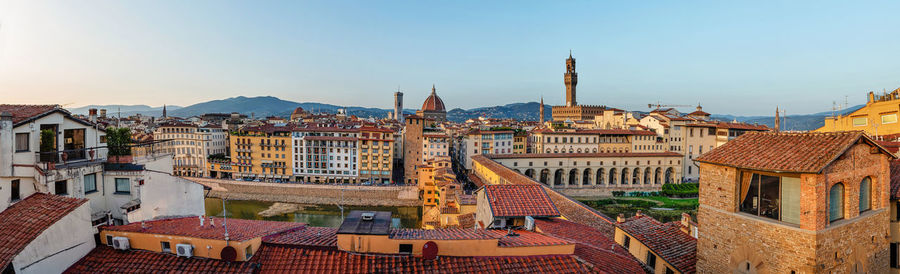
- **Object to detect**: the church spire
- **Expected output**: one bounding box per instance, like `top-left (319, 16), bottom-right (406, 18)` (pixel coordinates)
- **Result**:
top-left (774, 106), bottom-right (781, 132)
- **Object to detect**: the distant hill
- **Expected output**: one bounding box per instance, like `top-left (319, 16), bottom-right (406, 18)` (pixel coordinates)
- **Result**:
top-left (169, 96), bottom-right (410, 119)
top-left (448, 102), bottom-right (549, 122)
top-left (68, 105), bottom-right (182, 117)
top-left (710, 104), bottom-right (864, 131)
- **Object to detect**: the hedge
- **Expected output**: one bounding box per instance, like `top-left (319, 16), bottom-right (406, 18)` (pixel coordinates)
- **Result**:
top-left (661, 183), bottom-right (699, 197)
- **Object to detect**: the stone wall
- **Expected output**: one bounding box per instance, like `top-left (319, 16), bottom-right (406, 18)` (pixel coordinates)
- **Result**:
top-left (191, 178), bottom-right (419, 207)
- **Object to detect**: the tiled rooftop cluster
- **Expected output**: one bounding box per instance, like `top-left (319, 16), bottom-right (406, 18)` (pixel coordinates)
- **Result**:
top-left (535, 218), bottom-right (645, 273)
top-left (619, 215), bottom-right (697, 273)
top-left (262, 226), bottom-right (338, 247)
top-left (63, 246), bottom-right (256, 274)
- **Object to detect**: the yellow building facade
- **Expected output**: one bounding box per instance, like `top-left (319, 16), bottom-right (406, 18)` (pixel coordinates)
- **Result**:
top-left (817, 88), bottom-right (900, 137)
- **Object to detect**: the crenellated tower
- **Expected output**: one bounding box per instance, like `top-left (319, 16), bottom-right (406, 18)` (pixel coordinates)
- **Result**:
top-left (564, 51), bottom-right (578, 107)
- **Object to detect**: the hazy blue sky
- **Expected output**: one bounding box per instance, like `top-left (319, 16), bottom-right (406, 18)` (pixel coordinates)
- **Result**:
top-left (1, 1), bottom-right (899, 115)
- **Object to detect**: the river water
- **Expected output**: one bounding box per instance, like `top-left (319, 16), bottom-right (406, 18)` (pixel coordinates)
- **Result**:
top-left (204, 198), bottom-right (422, 228)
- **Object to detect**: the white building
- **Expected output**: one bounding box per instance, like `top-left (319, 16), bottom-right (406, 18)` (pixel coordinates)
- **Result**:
top-left (460, 129), bottom-right (514, 170)
top-left (292, 127), bottom-right (359, 183)
top-left (153, 122), bottom-right (228, 177)
top-left (422, 132), bottom-right (450, 162)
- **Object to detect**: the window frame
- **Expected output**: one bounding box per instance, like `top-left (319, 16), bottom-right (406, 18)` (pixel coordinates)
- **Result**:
top-left (55, 180), bottom-right (68, 196)
top-left (829, 183), bottom-right (845, 223)
top-left (859, 177), bottom-right (872, 213)
top-left (10, 179), bottom-right (21, 201)
top-left (115, 178), bottom-right (131, 194)
top-left (161, 241), bottom-right (171, 253)
top-left (84, 173), bottom-right (97, 194)
top-left (15, 133), bottom-right (30, 152)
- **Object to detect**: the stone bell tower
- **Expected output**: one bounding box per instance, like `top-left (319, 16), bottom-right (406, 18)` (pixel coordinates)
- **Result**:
top-left (564, 51), bottom-right (578, 107)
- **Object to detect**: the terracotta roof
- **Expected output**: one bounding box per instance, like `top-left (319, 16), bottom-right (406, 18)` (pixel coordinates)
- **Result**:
top-left (0, 193), bottom-right (88, 269)
top-left (440, 206), bottom-right (460, 214)
top-left (534, 218), bottom-right (644, 273)
top-left (250, 244), bottom-right (593, 273)
top-left (482, 185), bottom-right (560, 218)
top-left (291, 106), bottom-right (306, 115)
top-left (263, 226), bottom-right (338, 247)
top-left (421, 86), bottom-right (446, 112)
top-left (457, 213), bottom-right (476, 229)
top-left (102, 216), bottom-right (302, 242)
top-left (618, 215), bottom-right (697, 273)
top-left (64, 245), bottom-right (255, 274)
top-left (488, 152), bottom-right (682, 159)
top-left (876, 140), bottom-right (900, 154)
top-left (0, 104), bottom-right (59, 125)
top-left (389, 228), bottom-right (495, 240)
top-left (483, 230), bottom-right (571, 247)
top-left (696, 131), bottom-right (894, 173)
top-left (467, 173), bottom-right (485, 187)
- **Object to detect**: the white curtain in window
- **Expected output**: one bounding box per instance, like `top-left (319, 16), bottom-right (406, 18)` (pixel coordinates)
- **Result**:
top-left (781, 177), bottom-right (801, 225)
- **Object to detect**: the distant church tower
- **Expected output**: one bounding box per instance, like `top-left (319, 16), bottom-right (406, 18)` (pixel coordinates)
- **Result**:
top-left (162, 104), bottom-right (167, 118)
top-left (539, 96), bottom-right (545, 125)
top-left (394, 90), bottom-right (404, 123)
top-left (564, 51), bottom-right (578, 107)
top-left (774, 106), bottom-right (781, 132)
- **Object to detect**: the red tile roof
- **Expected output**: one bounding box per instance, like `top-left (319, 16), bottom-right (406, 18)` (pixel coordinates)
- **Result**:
top-left (618, 215), bottom-right (697, 273)
top-left (389, 228), bottom-right (494, 240)
top-left (64, 245), bottom-right (255, 274)
top-left (482, 185), bottom-right (560, 218)
top-left (457, 213), bottom-right (476, 229)
top-left (488, 151), bottom-right (682, 159)
top-left (250, 244), bottom-right (593, 273)
top-left (102, 216), bottom-right (302, 242)
top-left (484, 230), bottom-right (571, 247)
top-left (0, 193), bottom-right (88, 269)
top-left (696, 131), bottom-right (894, 173)
top-left (0, 104), bottom-right (59, 125)
top-left (534, 218), bottom-right (645, 273)
top-left (263, 226), bottom-right (337, 247)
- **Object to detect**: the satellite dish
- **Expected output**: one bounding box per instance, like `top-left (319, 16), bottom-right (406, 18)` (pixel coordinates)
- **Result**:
top-left (422, 241), bottom-right (438, 260)
top-left (221, 246), bottom-right (237, 262)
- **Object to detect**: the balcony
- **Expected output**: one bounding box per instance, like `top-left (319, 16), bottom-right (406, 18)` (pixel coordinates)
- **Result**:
top-left (35, 147), bottom-right (107, 170)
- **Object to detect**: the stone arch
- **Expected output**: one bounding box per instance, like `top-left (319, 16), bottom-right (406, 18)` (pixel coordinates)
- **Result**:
top-left (568, 169), bottom-right (578, 186)
top-left (524, 169), bottom-right (535, 179)
top-left (643, 168), bottom-right (651, 185)
top-left (582, 168), bottom-right (592, 186)
top-left (596, 168), bottom-right (605, 185)
top-left (665, 167), bottom-right (674, 184)
top-left (621, 168), bottom-right (629, 185)
top-left (554, 169), bottom-right (564, 186)
top-left (655, 167), bottom-right (662, 184)
top-left (576, 148), bottom-right (582, 153)
top-left (592, 148), bottom-right (597, 153)
top-left (632, 168), bottom-right (640, 184)
top-left (540, 169), bottom-right (550, 184)
top-left (608, 168), bottom-right (617, 185)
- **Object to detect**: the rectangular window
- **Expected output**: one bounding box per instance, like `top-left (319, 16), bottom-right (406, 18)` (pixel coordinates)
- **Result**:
top-left (115, 178), bottom-right (131, 194)
top-left (399, 244), bottom-right (413, 254)
top-left (623, 236), bottom-right (630, 249)
top-left (883, 113), bottom-right (898, 124)
top-left (738, 172), bottom-right (801, 225)
top-left (246, 245), bottom-right (253, 260)
top-left (106, 235), bottom-right (114, 246)
top-left (853, 117), bottom-right (867, 127)
top-left (892, 243), bottom-right (898, 268)
top-left (161, 242), bottom-right (171, 253)
top-left (55, 180), bottom-right (67, 195)
top-left (15, 133), bottom-right (29, 152)
top-left (10, 179), bottom-right (20, 201)
top-left (646, 251), bottom-right (657, 268)
top-left (84, 173), bottom-right (97, 194)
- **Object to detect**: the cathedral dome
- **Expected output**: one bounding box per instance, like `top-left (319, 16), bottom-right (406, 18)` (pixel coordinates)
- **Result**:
top-left (291, 106), bottom-right (305, 115)
top-left (421, 85), bottom-right (445, 112)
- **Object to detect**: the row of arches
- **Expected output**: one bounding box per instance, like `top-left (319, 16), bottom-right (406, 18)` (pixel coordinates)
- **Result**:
top-left (520, 166), bottom-right (675, 187)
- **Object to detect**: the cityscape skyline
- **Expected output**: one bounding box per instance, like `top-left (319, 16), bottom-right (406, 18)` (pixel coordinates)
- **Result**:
top-left (2, 1), bottom-right (900, 116)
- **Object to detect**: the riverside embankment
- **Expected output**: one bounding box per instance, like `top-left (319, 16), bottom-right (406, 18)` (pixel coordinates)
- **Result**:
top-left (186, 178), bottom-right (420, 207)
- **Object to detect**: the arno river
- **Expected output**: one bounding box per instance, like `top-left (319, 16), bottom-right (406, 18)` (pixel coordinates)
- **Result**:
top-left (204, 198), bottom-right (422, 228)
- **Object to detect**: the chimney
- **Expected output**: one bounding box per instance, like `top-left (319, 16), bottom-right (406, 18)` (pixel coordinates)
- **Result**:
top-left (681, 212), bottom-right (691, 228)
top-left (99, 109), bottom-right (107, 118)
top-left (199, 215), bottom-right (205, 227)
top-left (0, 112), bottom-right (13, 177)
top-left (89, 108), bottom-right (98, 123)
top-left (869, 91), bottom-right (876, 103)
top-left (616, 213), bottom-right (625, 223)
top-left (635, 210), bottom-right (643, 217)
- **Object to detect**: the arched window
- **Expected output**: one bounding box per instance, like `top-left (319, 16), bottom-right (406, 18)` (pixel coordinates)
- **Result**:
top-left (860, 177), bottom-right (871, 213)
top-left (829, 183), bottom-right (844, 222)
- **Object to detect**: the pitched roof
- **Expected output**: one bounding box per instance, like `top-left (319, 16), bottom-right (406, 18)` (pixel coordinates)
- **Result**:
top-left (389, 228), bottom-right (495, 240)
top-left (618, 215), bottom-right (697, 273)
top-left (63, 246), bottom-right (255, 274)
top-left (263, 226), bottom-right (338, 247)
top-left (695, 131), bottom-right (894, 173)
top-left (488, 152), bottom-right (682, 159)
top-left (0, 104), bottom-right (59, 125)
top-left (482, 185), bottom-right (560, 218)
top-left (101, 216), bottom-right (302, 242)
top-left (0, 193), bottom-right (88, 269)
top-left (250, 244), bottom-right (593, 273)
top-left (484, 230), bottom-right (571, 247)
top-left (534, 218), bottom-right (645, 273)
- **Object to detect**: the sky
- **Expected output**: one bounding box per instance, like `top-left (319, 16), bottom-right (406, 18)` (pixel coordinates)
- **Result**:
top-left (1, 1), bottom-right (899, 116)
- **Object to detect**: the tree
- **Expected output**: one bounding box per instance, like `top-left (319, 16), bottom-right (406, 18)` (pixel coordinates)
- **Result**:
top-left (40, 129), bottom-right (55, 152)
top-left (106, 127), bottom-right (132, 156)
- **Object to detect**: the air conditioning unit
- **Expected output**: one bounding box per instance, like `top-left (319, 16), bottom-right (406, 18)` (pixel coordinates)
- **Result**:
top-left (176, 244), bottom-right (193, 257)
top-left (524, 216), bottom-right (535, 231)
top-left (112, 237), bottom-right (130, 250)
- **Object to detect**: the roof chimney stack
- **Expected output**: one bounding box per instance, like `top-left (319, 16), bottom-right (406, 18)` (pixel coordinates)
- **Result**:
top-left (89, 108), bottom-right (98, 123)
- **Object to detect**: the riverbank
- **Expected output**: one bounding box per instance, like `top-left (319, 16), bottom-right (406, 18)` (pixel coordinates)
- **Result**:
top-left (187, 177), bottom-right (421, 207)
top-left (205, 198), bottom-right (422, 228)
